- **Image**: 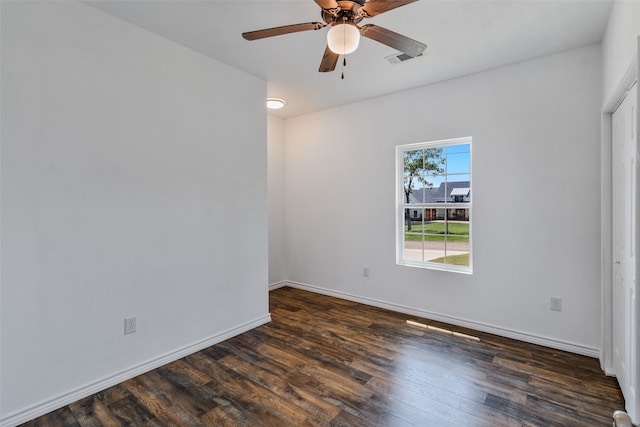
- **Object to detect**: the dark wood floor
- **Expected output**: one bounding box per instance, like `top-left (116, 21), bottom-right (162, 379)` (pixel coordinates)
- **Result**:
top-left (22, 286), bottom-right (623, 426)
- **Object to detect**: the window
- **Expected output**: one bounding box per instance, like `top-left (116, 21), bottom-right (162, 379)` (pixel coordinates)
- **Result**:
top-left (396, 137), bottom-right (472, 273)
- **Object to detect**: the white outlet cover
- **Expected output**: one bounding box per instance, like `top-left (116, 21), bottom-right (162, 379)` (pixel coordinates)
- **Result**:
top-left (124, 317), bottom-right (136, 334)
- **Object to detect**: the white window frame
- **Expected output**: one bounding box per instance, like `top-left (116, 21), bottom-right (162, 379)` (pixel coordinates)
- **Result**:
top-left (396, 136), bottom-right (472, 274)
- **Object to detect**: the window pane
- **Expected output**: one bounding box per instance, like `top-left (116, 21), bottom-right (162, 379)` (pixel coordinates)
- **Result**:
top-left (446, 171), bottom-right (470, 203)
top-left (445, 209), bottom-right (470, 267)
top-left (423, 217), bottom-right (445, 264)
top-left (447, 240), bottom-right (471, 267)
top-left (425, 238), bottom-right (446, 264)
top-left (424, 147), bottom-right (446, 178)
top-left (447, 173), bottom-right (470, 187)
top-left (423, 208), bottom-right (438, 222)
top-left (404, 208), bottom-right (424, 261)
top-left (447, 208), bottom-right (470, 223)
top-left (446, 144), bottom-right (470, 175)
top-left (403, 150), bottom-right (424, 203)
top-left (409, 183), bottom-right (426, 204)
top-left (404, 240), bottom-right (424, 262)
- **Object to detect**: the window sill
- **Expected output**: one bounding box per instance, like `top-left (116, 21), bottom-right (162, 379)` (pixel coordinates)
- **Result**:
top-left (397, 260), bottom-right (473, 275)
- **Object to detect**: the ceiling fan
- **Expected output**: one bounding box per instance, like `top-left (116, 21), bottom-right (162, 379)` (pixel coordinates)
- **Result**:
top-left (242, 0), bottom-right (427, 73)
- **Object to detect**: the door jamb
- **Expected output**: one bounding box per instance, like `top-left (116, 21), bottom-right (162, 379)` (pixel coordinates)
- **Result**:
top-left (601, 58), bottom-right (637, 375)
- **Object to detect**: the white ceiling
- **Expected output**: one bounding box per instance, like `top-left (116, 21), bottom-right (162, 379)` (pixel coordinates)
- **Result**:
top-left (86, 0), bottom-right (613, 118)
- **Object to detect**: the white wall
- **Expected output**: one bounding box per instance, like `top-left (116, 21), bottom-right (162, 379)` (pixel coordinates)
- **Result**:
top-left (602, 0), bottom-right (640, 103)
top-left (284, 45), bottom-right (602, 355)
top-left (0, 1), bottom-right (268, 424)
top-left (268, 114), bottom-right (287, 285)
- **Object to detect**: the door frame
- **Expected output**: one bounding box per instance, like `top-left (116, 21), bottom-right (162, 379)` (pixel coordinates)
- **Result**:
top-left (601, 56), bottom-right (638, 422)
top-left (601, 58), bottom-right (637, 374)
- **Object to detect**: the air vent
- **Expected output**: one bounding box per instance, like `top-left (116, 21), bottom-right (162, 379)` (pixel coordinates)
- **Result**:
top-left (386, 52), bottom-right (424, 65)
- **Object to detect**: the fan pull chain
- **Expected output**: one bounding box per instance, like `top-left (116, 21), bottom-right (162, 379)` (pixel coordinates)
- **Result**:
top-left (341, 19), bottom-right (346, 80)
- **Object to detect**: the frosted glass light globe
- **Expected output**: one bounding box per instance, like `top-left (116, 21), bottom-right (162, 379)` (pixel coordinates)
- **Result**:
top-left (327, 23), bottom-right (360, 55)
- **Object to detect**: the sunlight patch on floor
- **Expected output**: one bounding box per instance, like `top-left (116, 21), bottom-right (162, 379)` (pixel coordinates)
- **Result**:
top-left (406, 320), bottom-right (480, 342)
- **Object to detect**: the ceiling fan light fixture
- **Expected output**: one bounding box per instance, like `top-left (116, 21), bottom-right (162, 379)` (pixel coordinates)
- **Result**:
top-left (327, 23), bottom-right (360, 55)
top-left (266, 98), bottom-right (286, 109)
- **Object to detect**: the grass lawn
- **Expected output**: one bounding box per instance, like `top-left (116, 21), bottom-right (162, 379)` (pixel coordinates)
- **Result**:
top-left (429, 253), bottom-right (470, 266)
top-left (405, 221), bottom-right (469, 242)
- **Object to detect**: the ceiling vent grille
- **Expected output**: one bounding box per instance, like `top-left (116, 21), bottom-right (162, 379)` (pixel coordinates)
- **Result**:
top-left (386, 52), bottom-right (423, 65)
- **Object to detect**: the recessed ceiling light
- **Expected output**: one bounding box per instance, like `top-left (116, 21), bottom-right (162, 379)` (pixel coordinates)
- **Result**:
top-left (266, 98), bottom-right (286, 110)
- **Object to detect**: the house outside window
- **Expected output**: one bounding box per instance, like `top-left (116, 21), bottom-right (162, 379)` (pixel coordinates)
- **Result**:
top-left (396, 137), bottom-right (472, 273)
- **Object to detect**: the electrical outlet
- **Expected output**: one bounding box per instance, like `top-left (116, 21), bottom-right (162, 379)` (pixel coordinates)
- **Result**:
top-left (124, 317), bottom-right (136, 335)
top-left (550, 297), bottom-right (562, 312)
top-left (363, 266), bottom-right (370, 277)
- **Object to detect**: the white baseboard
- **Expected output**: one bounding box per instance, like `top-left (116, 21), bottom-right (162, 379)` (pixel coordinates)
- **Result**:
top-left (281, 281), bottom-right (600, 359)
top-left (268, 280), bottom-right (288, 291)
top-left (0, 314), bottom-right (271, 427)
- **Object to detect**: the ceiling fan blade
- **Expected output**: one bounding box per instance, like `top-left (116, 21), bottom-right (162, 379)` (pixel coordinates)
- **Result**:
top-left (319, 45), bottom-right (339, 72)
top-left (314, 0), bottom-right (339, 9)
top-left (360, 24), bottom-right (426, 58)
top-left (360, 0), bottom-right (418, 17)
top-left (243, 22), bottom-right (325, 41)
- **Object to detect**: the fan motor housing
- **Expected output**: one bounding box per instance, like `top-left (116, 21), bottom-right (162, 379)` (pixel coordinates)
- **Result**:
top-left (321, 1), bottom-right (366, 25)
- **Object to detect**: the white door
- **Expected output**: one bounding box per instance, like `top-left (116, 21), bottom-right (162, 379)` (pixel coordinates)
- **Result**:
top-left (612, 81), bottom-right (638, 421)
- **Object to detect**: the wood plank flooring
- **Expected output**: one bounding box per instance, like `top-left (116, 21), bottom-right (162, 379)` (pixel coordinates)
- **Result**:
top-left (22, 286), bottom-right (624, 426)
